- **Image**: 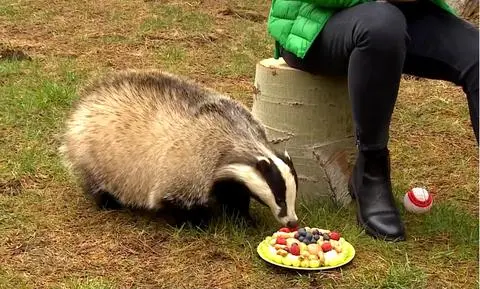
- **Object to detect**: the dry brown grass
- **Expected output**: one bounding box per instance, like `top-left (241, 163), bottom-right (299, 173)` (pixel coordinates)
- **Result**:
top-left (0, 0), bottom-right (478, 288)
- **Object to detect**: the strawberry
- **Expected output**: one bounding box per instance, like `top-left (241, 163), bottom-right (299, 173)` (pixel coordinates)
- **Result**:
top-left (329, 231), bottom-right (341, 241)
top-left (276, 237), bottom-right (287, 245)
top-left (321, 242), bottom-right (332, 252)
top-left (279, 227), bottom-right (290, 233)
top-left (289, 243), bottom-right (300, 256)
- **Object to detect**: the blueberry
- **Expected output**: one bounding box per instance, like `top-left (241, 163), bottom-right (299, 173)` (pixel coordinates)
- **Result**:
top-left (298, 228), bottom-right (307, 236)
top-left (306, 232), bottom-right (313, 240)
top-left (298, 236), bottom-right (305, 242)
top-left (313, 234), bottom-right (320, 240)
top-left (311, 229), bottom-right (319, 235)
top-left (294, 232), bottom-right (300, 239)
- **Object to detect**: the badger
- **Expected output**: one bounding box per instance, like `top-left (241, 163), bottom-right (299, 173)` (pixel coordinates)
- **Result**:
top-left (58, 69), bottom-right (299, 227)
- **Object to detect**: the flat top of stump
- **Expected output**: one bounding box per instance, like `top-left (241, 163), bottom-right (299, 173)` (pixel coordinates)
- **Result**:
top-left (258, 57), bottom-right (298, 71)
top-left (257, 57), bottom-right (348, 84)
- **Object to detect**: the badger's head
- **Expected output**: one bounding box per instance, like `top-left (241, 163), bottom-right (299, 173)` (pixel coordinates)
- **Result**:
top-left (215, 149), bottom-right (299, 227)
top-left (251, 150), bottom-right (299, 227)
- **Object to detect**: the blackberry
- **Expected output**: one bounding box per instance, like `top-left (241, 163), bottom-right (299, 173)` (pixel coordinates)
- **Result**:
top-left (322, 233), bottom-right (330, 241)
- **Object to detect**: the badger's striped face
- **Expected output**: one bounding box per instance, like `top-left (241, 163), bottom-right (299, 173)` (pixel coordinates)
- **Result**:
top-left (215, 149), bottom-right (299, 227)
top-left (253, 150), bottom-right (299, 228)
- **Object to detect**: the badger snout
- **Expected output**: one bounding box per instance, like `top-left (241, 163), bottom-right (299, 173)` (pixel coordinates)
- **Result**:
top-left (286, 220), bottom-right (298, 229)
top-left (278, 214), bottom-right (298, 228)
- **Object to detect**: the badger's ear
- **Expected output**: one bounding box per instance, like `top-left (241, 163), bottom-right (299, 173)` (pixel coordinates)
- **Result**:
top-left (256, 157), bottom-right (271, 173)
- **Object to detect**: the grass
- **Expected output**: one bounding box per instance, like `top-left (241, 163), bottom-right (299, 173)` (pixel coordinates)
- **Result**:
top-left (140, 5), bottom-right (213, 34)
top-left (0, 0), bottom-right (478, 288)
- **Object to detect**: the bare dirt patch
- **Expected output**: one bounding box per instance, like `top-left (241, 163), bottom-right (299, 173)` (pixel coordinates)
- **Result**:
top-left (0, 46), bottom-right (31, 61)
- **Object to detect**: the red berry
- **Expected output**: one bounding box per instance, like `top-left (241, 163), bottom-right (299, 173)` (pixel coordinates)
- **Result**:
top-left (329, 231), bottom-right (341, 241)
top-left (321, 242), bottom-right (332, 252)
top-left (279, 227), bottom-right (290, 233)
top-left (289, 243), bottom-right (300, 256)
top-left (276, 237), bottom-right (287, 245)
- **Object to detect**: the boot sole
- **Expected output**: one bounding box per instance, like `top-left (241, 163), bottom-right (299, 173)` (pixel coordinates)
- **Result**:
top-left (348, 180), bottom-right (406, 242)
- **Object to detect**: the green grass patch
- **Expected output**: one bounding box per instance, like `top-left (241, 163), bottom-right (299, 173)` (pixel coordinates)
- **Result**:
top-left (0, 1), bottom-right (55, 24)
top-left (420, 202), bottom-right (478, 244)
top-left (212, 24), bottom-right (273, 78)
top-left (381, 262), bottom-right (428, 289)
top-left (0, 269), bottom-right (31, 289)
top-left (141, 4), bottom-right (213, 34)
top-left (153, 45), bottom-right (188, 73)
top-left (0, 2), bottom-right (22, 20)
top-left (54, 278), bottom-right (116, 289)
top-left (0, 58), bottom-right (83, 177)
top-left (98, 34), bottom-right (131, 44)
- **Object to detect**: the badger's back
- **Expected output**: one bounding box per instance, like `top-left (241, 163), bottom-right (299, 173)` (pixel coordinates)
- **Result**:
top-left (59, 69), bottom-right (270, 209)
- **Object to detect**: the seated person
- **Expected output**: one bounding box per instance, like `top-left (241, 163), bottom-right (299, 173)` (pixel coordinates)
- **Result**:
top-left (266, 0), bottom-right (479, 241)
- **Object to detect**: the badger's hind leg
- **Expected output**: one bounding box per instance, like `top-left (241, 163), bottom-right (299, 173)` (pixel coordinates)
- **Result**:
top-left (92, 190), bottom-right (123, 210)
top-left (79, 171), bottom-right (123, 210)
top-left (211, 179), bottom-right (256, 226)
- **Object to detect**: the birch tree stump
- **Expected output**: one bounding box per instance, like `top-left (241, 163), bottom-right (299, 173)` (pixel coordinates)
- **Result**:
top-left (251, 58), bottom-right (356, 206)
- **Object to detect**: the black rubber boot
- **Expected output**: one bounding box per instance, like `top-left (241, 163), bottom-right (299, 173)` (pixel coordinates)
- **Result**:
top-left (348, 148), bottom-right (406, 242)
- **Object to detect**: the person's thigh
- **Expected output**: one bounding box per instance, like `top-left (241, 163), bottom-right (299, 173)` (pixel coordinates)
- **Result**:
top-left (401, 2), bottom-right (479, 141)
top-left (402, 2), bottom-right (479, 83)
top-left (281, 1), bottom-right (409, 75)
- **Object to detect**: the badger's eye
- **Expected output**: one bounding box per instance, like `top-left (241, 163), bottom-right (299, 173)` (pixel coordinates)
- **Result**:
top-left (277, 200), bottom-right (286, 207)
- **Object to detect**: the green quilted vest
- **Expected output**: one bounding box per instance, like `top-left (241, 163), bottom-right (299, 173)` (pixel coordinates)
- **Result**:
top-left (267, 0), bottom-right (456, 59)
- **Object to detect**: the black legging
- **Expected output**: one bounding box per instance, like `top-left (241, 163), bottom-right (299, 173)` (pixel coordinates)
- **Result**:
top-left (280, 1), bottom-right (479, 150)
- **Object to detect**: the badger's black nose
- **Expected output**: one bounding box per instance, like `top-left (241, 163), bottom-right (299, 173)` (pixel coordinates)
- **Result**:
top-left (286, 220), bottom-right (298, 229)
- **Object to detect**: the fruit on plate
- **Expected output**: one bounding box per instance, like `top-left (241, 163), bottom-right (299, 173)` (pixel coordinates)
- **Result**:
top-left (321, 242), bottom-right (332, 252)
top-left (259, 227), bottom-right (353, 269)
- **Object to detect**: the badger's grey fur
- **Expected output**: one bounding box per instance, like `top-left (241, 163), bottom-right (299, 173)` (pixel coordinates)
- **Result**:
top-left (59, 69), bottom-right (299, 227)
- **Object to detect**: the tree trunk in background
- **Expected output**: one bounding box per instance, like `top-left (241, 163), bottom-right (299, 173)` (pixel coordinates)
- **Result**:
top-left (446, 0), bottom-right (479, 24)
top-left (461, 0), bottom-right (479, 22)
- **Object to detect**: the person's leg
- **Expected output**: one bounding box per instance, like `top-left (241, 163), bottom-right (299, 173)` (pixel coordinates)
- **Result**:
top-left (400, 2), bottom-right (479, 142)
top-left (281, 1), bottom-right (409, 241)
top-left (282, 1), bottom-right (410, 150)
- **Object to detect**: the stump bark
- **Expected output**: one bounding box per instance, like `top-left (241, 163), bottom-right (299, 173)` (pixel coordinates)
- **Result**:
top-left (251, 58), bottom-right (356, 206)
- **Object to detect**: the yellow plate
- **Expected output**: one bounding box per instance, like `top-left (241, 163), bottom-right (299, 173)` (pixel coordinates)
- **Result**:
top-left (257, 239), bottom-right (356, 270)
